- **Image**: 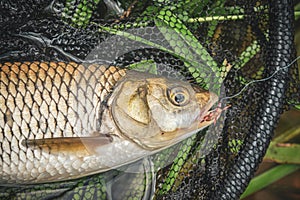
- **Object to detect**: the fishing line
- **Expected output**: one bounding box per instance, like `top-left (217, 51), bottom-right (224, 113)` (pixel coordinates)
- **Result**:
top-left (219, 55), bottom-right (300, 103)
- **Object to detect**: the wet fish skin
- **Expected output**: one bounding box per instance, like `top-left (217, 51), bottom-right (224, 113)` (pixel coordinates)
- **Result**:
top-left (0, 61), bottom-right (217, 184)
top-left (1, 61), bottom-right (127, 184)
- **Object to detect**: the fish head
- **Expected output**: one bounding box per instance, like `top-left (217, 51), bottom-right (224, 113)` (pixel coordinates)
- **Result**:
top-left (111, 71), bottom-right (218, 150)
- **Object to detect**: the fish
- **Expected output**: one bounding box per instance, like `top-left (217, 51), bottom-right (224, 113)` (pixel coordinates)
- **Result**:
top-left (0, 61), bottom-right (218, 184)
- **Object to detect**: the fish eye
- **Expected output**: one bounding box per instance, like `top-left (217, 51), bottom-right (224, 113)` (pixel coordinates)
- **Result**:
top-left (167, 87), bottom-right (190, 106)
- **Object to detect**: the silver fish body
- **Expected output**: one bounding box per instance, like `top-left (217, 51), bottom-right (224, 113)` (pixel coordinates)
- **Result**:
top-left (0, 62), bottom-right (217, 184)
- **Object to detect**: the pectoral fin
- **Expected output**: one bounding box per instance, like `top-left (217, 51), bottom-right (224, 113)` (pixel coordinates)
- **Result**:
top-left (22, 134), bottom-right (113, 155)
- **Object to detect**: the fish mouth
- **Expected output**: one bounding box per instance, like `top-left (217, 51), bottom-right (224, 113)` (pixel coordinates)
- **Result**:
top-left (191, 84), bottom-right (219, 127)
top-left (197, 92), bottom-right (219, 128)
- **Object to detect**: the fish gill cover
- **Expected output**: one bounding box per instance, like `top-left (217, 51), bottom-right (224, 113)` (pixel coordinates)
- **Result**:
top-left (0, 0), bottom-right (299, 199)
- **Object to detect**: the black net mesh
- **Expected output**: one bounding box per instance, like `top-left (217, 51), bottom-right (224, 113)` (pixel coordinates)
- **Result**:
top-left (0, 0), bottom-right (299, 199)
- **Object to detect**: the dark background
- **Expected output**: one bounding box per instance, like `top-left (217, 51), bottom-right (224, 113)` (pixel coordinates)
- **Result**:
top-left (244, 2), bottom-right (300, 199)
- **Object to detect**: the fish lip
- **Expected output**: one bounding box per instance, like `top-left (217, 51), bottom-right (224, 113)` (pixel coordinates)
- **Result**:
top-left (198, 92), bottom-right (219, 123)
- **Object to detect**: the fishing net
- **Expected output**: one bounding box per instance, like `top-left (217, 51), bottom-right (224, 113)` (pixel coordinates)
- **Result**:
top-left (0, 0), bottom-right (299, 199)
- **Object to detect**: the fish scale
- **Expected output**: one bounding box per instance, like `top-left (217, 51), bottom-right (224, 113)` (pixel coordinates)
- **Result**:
top-left (0, 62), bottom-right (126, 183)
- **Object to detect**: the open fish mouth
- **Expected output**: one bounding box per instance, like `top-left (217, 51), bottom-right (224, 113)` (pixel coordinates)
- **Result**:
top-left (196, 92), bottom-right (220, 126)
top-left (200, 102), bottom-right (231, 125)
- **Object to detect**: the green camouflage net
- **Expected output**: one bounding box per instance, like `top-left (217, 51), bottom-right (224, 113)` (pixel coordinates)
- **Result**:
top-left (0, 0), bottom-right (299, 199)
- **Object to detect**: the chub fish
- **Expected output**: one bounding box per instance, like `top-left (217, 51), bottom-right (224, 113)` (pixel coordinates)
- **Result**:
top-left (0, 62), bottom-right (218, 184)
